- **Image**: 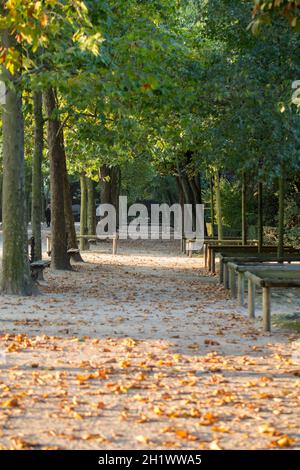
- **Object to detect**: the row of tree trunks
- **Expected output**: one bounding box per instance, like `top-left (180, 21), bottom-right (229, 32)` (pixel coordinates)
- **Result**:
top-left (0, 26), bottom-right (32, 295)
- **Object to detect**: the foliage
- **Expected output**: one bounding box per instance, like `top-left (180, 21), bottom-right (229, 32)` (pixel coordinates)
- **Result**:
top-left (250, 1), bottom-right (300, 33)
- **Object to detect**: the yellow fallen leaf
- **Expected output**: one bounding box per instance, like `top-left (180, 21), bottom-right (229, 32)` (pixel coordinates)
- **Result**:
top-left (1, 398), bottom-right (20, 408)
top-left (175, 429), bottom-right (197, 441)
top-left (211, 425), bottom-right (230, 433)
top-left (209, 440), bottom-right (223, 450)
top-left (200, 412), bottom-right (219, 426)
top-left (258, 424), bottom-right (280, 436)
top-left (154, 406), bottom-right (164, 416)
top-left (82, 433), bottom-right (107, 442)
top-left (271, 435), bottom-right (295, 448)
top-left (136, 435), bottom-right (150, 444)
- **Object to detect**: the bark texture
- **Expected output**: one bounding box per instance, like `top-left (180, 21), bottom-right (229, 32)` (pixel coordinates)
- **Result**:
top-left (1, 29), bottom-right (31, 294)
top-left (278, 164), bottom-right (285, 258)
top-left (87, 178), bottom-right (96, 235)
top-left (214, 170), bottom-right (223, 241)
top-left (80, 173), bottom-right (88, 251)
top-left (31, 91), bottom-right (43, 261)
top-left (43, 88), bottom-right (70, 270)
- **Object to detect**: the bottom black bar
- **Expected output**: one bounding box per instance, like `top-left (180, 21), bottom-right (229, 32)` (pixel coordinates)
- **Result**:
top-left (0, 450), bottom-right (298, 467)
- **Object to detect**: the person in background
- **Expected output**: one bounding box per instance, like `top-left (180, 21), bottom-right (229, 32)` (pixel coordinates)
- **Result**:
top-left (45, 203), bottom-right (51, 228)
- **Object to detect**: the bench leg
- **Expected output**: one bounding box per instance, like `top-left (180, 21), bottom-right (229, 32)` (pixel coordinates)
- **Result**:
top-left (219, 259), bottom-right (224, 284)
top-left (204, 245), bottom-right (208, 268)
top-left (229, 268), bottom-right (237, 298)
top-left (262, 287), bottom-right (271, 332)
top-left (224, 263), bottom-right (229, 289)
top-left (212, 253), bottom-right (216, 275)
top-left (208, 249), bottom-right (212, 272)
top-left (112, 237), bottom-right (118, 255)
top-left (46, 238), bottom-right (51, 256)
top-left (248, 279), bottom-right (256, 319)
top-left (37, 270), bottom-right (44, 281)
top-left (237, 272), bottom-right (245, 306)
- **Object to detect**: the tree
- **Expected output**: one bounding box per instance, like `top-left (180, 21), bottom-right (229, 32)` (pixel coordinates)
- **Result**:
top-left (0, 5), bottom-right (31, 295)
top-left (31, 91), bottom-right (43, 261)
top-left (43, 88), bottom-right (71, 270)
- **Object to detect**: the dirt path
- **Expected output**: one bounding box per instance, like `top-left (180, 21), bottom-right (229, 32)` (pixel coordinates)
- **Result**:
top-left (0, 242), bottom-right (299, 450)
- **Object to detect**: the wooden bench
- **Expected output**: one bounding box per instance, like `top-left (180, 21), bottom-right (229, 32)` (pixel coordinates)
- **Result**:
top-left (226, 261), bottom-right (300, 306)
top-left (46, 235), bottom-right (82, 259)
top-left (208, 245), bottom-right (298, 274)
top-left (203, 239), bottom-right (258, 267)
top-left (185, 238), bottom-right (205, 257)
top-left (30, 260), bottom-right (51, 281)
top-left (67, 248), bottom-right (80, 260)
top-left (219, 254), bottom-right (300, 285)
top-left (244, 269), bottom-right (300, 332)
top-left (77, 234), bottom-right (119, 255)
top-left (183, 236), bottom-right (248, 259)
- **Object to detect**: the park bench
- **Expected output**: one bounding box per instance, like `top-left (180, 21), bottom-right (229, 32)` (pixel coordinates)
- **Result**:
top-left (208, 245), bottom-right (298, 274)
top-left (203, 239), bottom-right (258, 267)
top-left (181, 235), bottom-right (237, 254)
top-left (244, 268), bottom-right (300, 332)
top-left (182, 236), bottom-right (250, 258)
top-left (46, 235), bottom-right (81, 259)
top-left (219, 254), bottom-right (300, 285)
top-left (67, 247), bottom-right (80, 260)
top-left (30, 260), bottom-right (51, 281)
top-left (185, 238), bottom-right (205, 257)
top-left (226, 261), bottom-right (300, 306)
top-left (77, 234), bottom-right (119, 255)
top-left (28, 237), bottom-right (50, 281)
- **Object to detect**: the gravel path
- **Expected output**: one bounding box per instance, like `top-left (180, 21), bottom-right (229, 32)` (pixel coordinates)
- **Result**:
top-left (0, 241), bottom-right (299, 450)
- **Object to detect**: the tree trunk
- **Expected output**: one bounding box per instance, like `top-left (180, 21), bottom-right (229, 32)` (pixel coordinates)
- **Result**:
top-left (258, 181), bottom-right (263, 253)
top-left (0, 172), bottom-right (3, 222)
top-left (63, 171), bottom-right (84, 262)
top-left (1, 29), bottom-right (32, 295)
top-left (43, 88), bottom-right (70, 270)
top-left (242, 171), bottom-right (247, 245)
top-left (175, 176), bottom-right (185, 239)
top-left (214, 170), bottom-right (223, 241)
top-left (189, 174), bottom-right (207, 237)
top-left (176, 176), bottom-right (185, 209)
top-left (31, 91), bottom-right (43, 261)
top-left (80, 173), bottom-right (88, 250)
top-left (278, 164), bottom-right (285, 258)
top-left (87, 177), bottom-right (96, 235)
top-left (111, 167), bottom-right (121, 226)
top-left (210, 176), bottom-right (215, 237)
top-left (99, 164), bottom-right (112, 204)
